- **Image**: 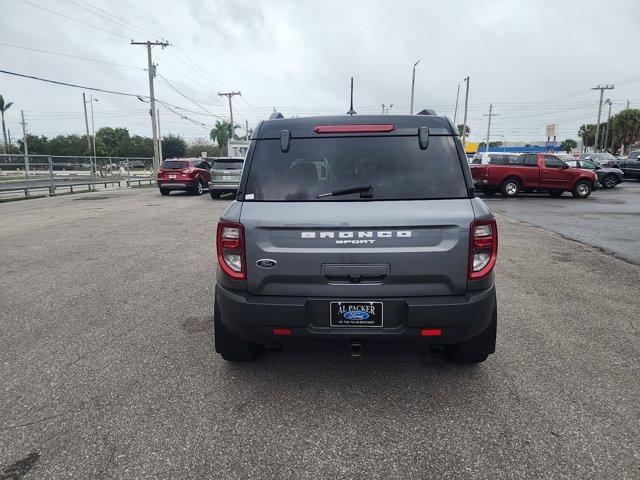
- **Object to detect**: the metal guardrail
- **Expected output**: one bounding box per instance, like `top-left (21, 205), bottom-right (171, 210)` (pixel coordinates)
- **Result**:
top-left (0, 154), bottom-right (155, 199)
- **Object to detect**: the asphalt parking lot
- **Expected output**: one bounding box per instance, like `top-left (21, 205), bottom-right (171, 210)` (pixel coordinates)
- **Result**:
top-left (484, 180), bottom-right (640, 265)
top-left (1, 188), bottom-right (639, 479)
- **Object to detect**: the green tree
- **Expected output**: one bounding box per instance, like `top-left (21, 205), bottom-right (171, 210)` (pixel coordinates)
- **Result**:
top-left (128, 135), bottom-right (154, 157)
top-left (17, 135), bottom-right (49, 154)
top-left (48, 134), bottom-right (91, 156)
top-left (210, 121), bottom-right (231, 150)
top-left (578, 124), bottom-right (597, 148)
top-left (0, 94), bottom-right (13, 153)
top-left (186, 143), bottom-right (221, 157)
top-left (161, 134), bottom-right (187, 159)
top-left (95, 127), bottom-right (130, 157)
top-left (560, 138), bottom-right (577, 153)
top-left (457, 124), bottom-right (470, 136)
top-left (610, 108), bottom-right (640, 154)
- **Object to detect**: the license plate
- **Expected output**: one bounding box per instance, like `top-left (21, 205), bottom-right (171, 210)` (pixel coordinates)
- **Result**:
top-left (330, 301), bottom-right (383, 327)
top-left (221, 175), bottom-right (236, 181)
top-left (168, 174), bottom-right (176, 179)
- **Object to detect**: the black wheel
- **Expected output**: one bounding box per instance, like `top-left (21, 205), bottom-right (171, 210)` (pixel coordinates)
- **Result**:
top-left (443, 308), bottom-right (496, 364)
top-left (601, 174), bottom-right (617, 189)
top-left (548, 190), bottom-right (563, 197)
top-left (192, 180), bottom-right (204, 196)
top-left (214, 297), bottom-right (263, 362)
top-left (209, 189), bottom-right (221, 199)
top-left (500, 178), bottom-right (520, 198)
top-left (571, 180), bottom-right (592, 198)
top-left (160, 188), bottom-right (170, 196)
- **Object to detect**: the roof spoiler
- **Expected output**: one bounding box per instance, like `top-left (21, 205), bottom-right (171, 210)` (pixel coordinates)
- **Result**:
top-left (269, 112), bottom-right (284, 120)
top-left (417, 109), bottom-right (437, 116)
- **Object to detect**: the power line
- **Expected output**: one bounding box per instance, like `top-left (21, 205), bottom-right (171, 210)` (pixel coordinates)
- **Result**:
top-left (21, 0), bottom-right (131, 40)
top-left (64, 0), bottom-right (156, 39)
top-left (158, 75), bottom-right (228, 121)
top-left (0, 42), bottom-right (143, 70)
top-left (0, 68), bottom-right (144, 97)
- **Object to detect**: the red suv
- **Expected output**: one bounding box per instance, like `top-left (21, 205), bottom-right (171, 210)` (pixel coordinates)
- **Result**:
top-left (157, 158), bottom-right (211, 196)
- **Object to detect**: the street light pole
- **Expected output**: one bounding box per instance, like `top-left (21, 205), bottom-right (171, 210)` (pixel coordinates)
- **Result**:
top-left (603, 99), bottom-right (612, 152)
top-left (82, 92), bottom-right (91, 151)
top-left (461, 76), bottom-right (470, 147)
top-left (453, 83), bottom-right (461, 125)
top-left (410, 60), bottom-right (420, 114)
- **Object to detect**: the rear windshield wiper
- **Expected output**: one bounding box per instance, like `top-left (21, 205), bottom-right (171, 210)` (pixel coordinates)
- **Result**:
top-left (317, 185), bottom-right (373, 198)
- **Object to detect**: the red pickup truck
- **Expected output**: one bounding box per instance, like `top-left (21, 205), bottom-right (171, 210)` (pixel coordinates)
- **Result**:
top-left (470, 153), bottom-right (599, 198)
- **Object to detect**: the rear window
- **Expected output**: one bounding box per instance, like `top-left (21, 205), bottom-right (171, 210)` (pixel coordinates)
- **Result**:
top-left (213, 159), bottom-right (243, 170)
top-left (161, 160), bottom-right (188, 169)
top-left (244, 136), bottom-right (468, 201)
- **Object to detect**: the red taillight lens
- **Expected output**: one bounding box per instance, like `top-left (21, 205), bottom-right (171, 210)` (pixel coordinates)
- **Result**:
top-left (468, 219), bottom-right (498, 280)
top-left (313, 124), bottom-right (395, 134)
top-left (272, 328), bottom-right (292, 336)
top-left (420, 328), bottom-right (442, 337)
top-left (216, 221), bottom-right (246, 280)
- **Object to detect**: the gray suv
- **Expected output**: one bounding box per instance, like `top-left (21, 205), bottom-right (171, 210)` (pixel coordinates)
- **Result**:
top-left (214, 114), bottom-right (498, 364)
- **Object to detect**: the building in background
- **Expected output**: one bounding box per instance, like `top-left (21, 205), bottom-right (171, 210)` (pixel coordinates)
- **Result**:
top-left (227, 139), bottom-right (250, 158)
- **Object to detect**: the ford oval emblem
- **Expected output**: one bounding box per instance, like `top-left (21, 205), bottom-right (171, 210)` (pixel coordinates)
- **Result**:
top-left (256, 259), bottom-right (277, 269)
top-left (343, 310), bottom-right (370, 320)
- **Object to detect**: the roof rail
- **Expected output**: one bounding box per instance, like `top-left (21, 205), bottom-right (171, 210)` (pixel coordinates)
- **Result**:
top-left (269, 112), bottom-right (284, 120)
top-left (417, 109), bottom-right (437, 116)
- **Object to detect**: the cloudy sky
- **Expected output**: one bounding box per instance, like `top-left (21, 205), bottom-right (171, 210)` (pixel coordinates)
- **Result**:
top-left (1, 0), bottom-right (638, 145)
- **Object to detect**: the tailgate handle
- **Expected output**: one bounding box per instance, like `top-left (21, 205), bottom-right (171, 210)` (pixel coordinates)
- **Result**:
top-left (322, 264), bottom-right (389, 284)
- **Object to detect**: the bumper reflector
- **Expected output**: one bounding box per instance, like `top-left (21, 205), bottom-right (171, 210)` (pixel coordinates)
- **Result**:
top-left (420, 328), bottom-right (442, 337)
top-left (272, 328), bottom-right (292, 336)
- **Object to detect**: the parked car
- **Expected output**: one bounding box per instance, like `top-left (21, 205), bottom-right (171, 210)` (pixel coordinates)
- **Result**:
top-left (578, 152), bottom-right (619, 167)
top-left (156, 158), bottom-right (211, 196)
top-left (605, 150), bottom-right (640, 180)
top-left (470, 153), bottom-right (599, 198)
top-left (470, 152), bottom-right (522, 166)
top-left (214, 113), bottom-right (498, 364)
top-left (208, 157), bottom-right (244, 199)
top-left (559, 155), bottom-right (624, 189)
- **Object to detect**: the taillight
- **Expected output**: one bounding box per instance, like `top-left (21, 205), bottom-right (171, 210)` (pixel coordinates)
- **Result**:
top-left (313, 124), bottom-right (395, 134)
top-left (468, 219), bottom-right (498, 280)
top-left (216, 221), bottom-right (246, 280)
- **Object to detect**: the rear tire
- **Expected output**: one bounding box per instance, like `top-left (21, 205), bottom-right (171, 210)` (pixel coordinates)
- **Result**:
top-left (214, 297), bottom-right (263, 362)
top-left (443, 308), bottom-right (496, 364)
top-left (571, 180), bottom-right (592, 198)
top-left (601, 174), bottom-right (617, 189)
top-left (160, 188), bottom-right (170, 196)
top-left (500, 178), bottom-right (520, 198)
top-left (193, 180), bottom-right (204, 196)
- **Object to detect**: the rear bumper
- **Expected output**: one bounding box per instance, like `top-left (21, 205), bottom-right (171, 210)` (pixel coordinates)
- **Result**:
top-left (209, 182), bottom-right (239, 191)
top-left (215, 284), bottom-right (496, 345)
top-left (157, 180), bottom-right (196, 190)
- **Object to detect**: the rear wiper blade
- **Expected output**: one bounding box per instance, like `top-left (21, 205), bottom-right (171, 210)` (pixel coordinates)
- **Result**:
top-left (317, 185), bottom-right (372, 198)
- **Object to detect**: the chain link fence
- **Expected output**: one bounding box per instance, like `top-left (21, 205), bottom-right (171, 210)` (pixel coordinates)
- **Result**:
top-left (0, 154), bottom-right (155, 199)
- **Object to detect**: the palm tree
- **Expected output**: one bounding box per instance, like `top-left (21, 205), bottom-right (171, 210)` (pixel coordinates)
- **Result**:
top-left (210, 120), bottom-right (231, 150)
top-left (0, 95), bottom-right (13, 153)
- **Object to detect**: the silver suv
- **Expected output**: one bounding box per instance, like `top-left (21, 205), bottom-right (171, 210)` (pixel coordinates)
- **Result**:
top-left (214, 114), bottom-right (498, 364)
top-left (208, 157), bottom-right (244, 199)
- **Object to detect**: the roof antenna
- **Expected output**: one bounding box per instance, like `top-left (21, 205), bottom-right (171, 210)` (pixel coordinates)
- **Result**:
top-left (347, 77), bottom-right (356, 115)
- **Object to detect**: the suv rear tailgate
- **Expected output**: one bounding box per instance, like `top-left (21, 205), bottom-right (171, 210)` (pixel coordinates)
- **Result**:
top-left (241, 200), bottom-right (474, 297)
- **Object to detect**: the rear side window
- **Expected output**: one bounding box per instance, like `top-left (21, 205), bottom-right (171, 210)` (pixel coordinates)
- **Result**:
top-left (244, 136), bottom-right (468, 201)
top-left (489, 155), bottom-right (505, 165)
top-left (161, 160), bottom-right (188, 169)
top-left (523, 155), bottom-right (538, 166)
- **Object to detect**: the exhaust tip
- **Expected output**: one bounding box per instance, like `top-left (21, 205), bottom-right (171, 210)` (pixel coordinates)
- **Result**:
top-left (348, 340), bottom-right (362, 358)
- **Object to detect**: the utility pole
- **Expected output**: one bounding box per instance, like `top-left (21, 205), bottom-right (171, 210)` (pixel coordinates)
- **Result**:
top-left (156, 108), bottom-right (163, 162)
top-left (603, 99), bottom-right (612, 152)
top-left (218, 91), bottom-right (241, 143)
top-left (409, 60), bottom-right (420, 114)
top-left (453, 83), bottom-right (461, 125)
top-left (483, 104), bottom-right (499, 153)
top-left (461, 76), bottom-right (470, 147)
top-left (20, 110), bottom-right (30, 196)
top-left (591, 84), bottom-right (614, 153)
top-left (131, 40), bottom-right (169, 172)
top-left (82, 92), bottom-right (91, 151)
top-left (245, 119), bottom-right (249, 140)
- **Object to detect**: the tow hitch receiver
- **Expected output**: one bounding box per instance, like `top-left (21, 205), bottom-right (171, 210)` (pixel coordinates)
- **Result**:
top-left (348, 339), bottom-right (362, 357)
